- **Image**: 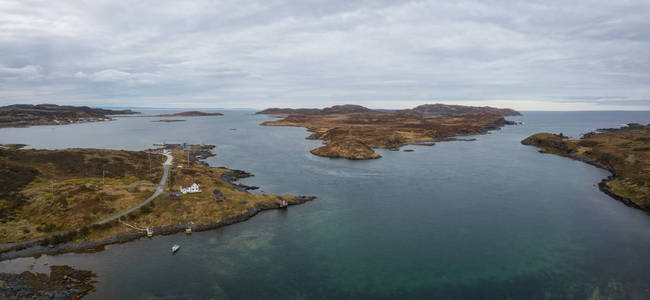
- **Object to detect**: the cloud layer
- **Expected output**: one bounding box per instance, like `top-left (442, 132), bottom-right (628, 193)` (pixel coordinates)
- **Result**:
top-left (1, 0), bottom-right (649, 109)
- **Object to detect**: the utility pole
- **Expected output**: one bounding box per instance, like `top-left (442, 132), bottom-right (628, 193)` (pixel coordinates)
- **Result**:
top-left (102, 168), bottom-right (105, 185)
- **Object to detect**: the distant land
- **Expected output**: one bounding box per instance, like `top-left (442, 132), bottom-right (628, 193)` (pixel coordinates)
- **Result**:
top-left (522, 123), bottom-right (650, 212)
top-left (259, 104), bottom-right (520, 160)
top-left (152, 119), bottom-right (186, 122)
top-left (257, 104), bottom-right (372, 115)
top-left (150, 111), bottom-right (223, 117)
top-left (404, 103), bottom-right (521, 117)
top-left (0, 104), bottom-right (139, 128)
top-left (257, 103), bottom-right (521, 117)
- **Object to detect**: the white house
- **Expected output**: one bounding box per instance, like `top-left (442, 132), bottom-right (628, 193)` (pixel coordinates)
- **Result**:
top-left (180, 182), bottom-right (201, 194)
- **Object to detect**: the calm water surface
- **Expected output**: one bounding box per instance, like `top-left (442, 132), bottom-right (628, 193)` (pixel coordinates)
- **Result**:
top-left (1, 111), bottom-right (649, 299)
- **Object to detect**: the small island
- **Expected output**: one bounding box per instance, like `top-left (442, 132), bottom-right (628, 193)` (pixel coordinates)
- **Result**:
top-left (259, 104), bottom-right (520, 160)
top-left (0, 144), bottom-right (315, 260)
top-left (152, 119), bottom-right (186, 122)
top-left (522, 123), bottom-right (649, 212)
top-left (0, 104), bottom-right (139, 128)
top-left (151, 111), bottom-right (223, 117)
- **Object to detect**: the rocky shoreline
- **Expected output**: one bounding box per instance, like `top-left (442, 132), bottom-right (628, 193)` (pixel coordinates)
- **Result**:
top-left (259, 104), bottom-right (520, 160)
top-left (0, 265), bottom-right (96, 299)
top-left (0, 195), bottom-right (315, 261)
top-left (150, 143), bottom-right (216, 164)
top-left (1, 144), bottom-right (317, 261)
top-left (219, 169), bottom-right (260, 192)
top-left (521, 131), bottom-right (646, 212)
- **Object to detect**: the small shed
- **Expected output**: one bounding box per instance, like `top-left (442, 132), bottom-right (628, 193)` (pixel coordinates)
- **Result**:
top-left (276, 196), bottom-right (288, 208)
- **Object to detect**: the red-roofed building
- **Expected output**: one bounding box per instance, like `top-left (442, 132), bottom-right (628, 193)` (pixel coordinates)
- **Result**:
top-left (180, 182), bottom-right (201, 194)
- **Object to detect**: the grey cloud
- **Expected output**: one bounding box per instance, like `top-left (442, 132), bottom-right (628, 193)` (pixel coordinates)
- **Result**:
top-left (0, 64), bottom-right (43, 80)
top-left (0, 0), bottom-right (648, 109)
top-left (74, 69), bottom-right (158, 85)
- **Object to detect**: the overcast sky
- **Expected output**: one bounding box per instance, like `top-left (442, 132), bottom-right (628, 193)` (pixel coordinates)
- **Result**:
top-left (1, 0), bottom-right (649, 110)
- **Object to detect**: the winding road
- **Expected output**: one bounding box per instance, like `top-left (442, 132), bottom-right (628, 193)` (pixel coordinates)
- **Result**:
top-left (96, 151), bottom-right (173, 224)
top-left (0, 151), bottom-right (173, 249)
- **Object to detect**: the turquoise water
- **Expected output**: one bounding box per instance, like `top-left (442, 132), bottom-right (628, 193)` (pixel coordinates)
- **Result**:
top-left (1, 111), bottom-right (649, 299)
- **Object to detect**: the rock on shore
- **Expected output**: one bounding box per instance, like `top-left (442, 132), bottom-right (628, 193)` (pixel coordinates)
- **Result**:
top-left (0, 265), bottom-right (96, 299)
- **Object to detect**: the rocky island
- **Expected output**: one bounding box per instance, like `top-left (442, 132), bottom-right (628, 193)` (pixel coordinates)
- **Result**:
top-left (152, 119), bottom-right (186, 122)
top-left (522, 124), bottom-right (649, 212)
top-left (403, 103), bottom-right (520, 117)
top-left (259, 104), bottom-right (520, 160)
top-left (0, 104), bottom-right (139, 128)
top-left (150, 111), bottom-right (223, 117)
top-left (0, 144), bottom-right (315, 260)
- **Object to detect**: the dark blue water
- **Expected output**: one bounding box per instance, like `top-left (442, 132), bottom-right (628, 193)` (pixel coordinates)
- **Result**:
top-left (1, 111), bottom-right (649, 299)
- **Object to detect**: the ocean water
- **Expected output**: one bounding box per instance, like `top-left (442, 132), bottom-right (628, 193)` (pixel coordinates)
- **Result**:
top-left (1, 111), bottom-right (649, 299)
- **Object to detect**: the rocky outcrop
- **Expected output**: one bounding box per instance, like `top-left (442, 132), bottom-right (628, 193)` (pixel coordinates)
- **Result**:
top-left (521, 133), bottom-right (577, 154)
top-left (220, 169), bottom-right (259, 192)
top-left (0, 265), bottom-right (96, 299)
top-left (310, 139), bottom-right (381, 160)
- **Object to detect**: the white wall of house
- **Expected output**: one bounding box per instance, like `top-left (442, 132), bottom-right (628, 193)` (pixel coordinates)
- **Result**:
top-left (180, 183), bottom-right (201, 194)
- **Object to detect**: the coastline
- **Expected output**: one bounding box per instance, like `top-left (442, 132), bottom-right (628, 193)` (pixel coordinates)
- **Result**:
top-left (259, 106), bottom-right (519, 160)
top-left (522, 136), bottom-right (645, 212)
top-left (0, 145), bottom-right (317, 261)
top-left (560, 150), bottom-right (639, 210)
top-left (0, 195), bottom-right (315, 261)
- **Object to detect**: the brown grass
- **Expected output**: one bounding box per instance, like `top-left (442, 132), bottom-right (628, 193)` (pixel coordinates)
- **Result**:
top-left (0, 149), bottom-right (164, 243)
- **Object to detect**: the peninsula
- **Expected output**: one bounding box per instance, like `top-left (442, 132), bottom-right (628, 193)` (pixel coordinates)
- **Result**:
top-left (522, 124), bottom-right (649, 212)
top-left (0, 104), bottom-right (139, 128)
top-left (0, 144), bottom-right (315, 259)
top-left (259, 104), bottom-right (520, 160)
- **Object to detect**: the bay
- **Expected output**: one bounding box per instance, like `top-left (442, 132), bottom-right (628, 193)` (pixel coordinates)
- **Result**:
top-left (1, 111), bottom-right (649, 299)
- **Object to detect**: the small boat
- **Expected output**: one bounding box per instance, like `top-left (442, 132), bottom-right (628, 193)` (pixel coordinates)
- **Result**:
top-left (185, 227), bottom-right (192, 234)
top-left (171, 244), bottom-right (180, 253)
top-left (146, 227), bottom-right (153, 237)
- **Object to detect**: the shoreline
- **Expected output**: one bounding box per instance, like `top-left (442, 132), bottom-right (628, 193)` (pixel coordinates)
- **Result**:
top-left (523, 141), bottom-right (644, 212)
top-left (563, 152), bottom-right (641, 211)
top-left (0, 195), bottom-right (315, 261)
top-left (257, 103), bottom-right (522, 160)
top-left (0, 148), bottom-right (316, 261)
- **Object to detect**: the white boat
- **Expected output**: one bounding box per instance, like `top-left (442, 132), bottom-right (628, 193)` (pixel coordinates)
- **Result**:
top-left (171, 244), bottom-right (180, 253)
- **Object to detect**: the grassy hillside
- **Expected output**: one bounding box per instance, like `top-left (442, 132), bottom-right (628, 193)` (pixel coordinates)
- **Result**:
top-left (0, 148), bottom-right (164, 242)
